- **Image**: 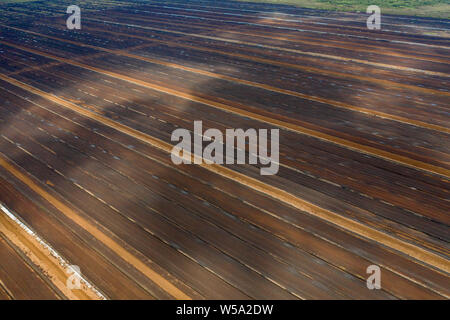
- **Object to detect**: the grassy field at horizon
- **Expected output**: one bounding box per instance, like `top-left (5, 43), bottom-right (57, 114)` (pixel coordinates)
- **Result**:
top-left (0, 0), bottom-right (448, 19)
top-left (238, 0), bottom-right (450, 19)
top-left (0, 0), bottom-right (38, 3)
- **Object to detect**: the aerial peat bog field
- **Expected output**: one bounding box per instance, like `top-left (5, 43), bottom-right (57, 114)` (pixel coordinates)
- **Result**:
top-left (0, 0), bottom-right (449, 300)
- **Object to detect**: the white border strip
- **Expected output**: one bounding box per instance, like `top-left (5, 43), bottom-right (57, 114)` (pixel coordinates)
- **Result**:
top-left (0, 203), bottom-right (107, 300)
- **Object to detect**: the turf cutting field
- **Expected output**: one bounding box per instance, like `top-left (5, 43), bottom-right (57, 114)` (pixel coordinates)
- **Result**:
top-left (0, 0), bottom-right (449, 299)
